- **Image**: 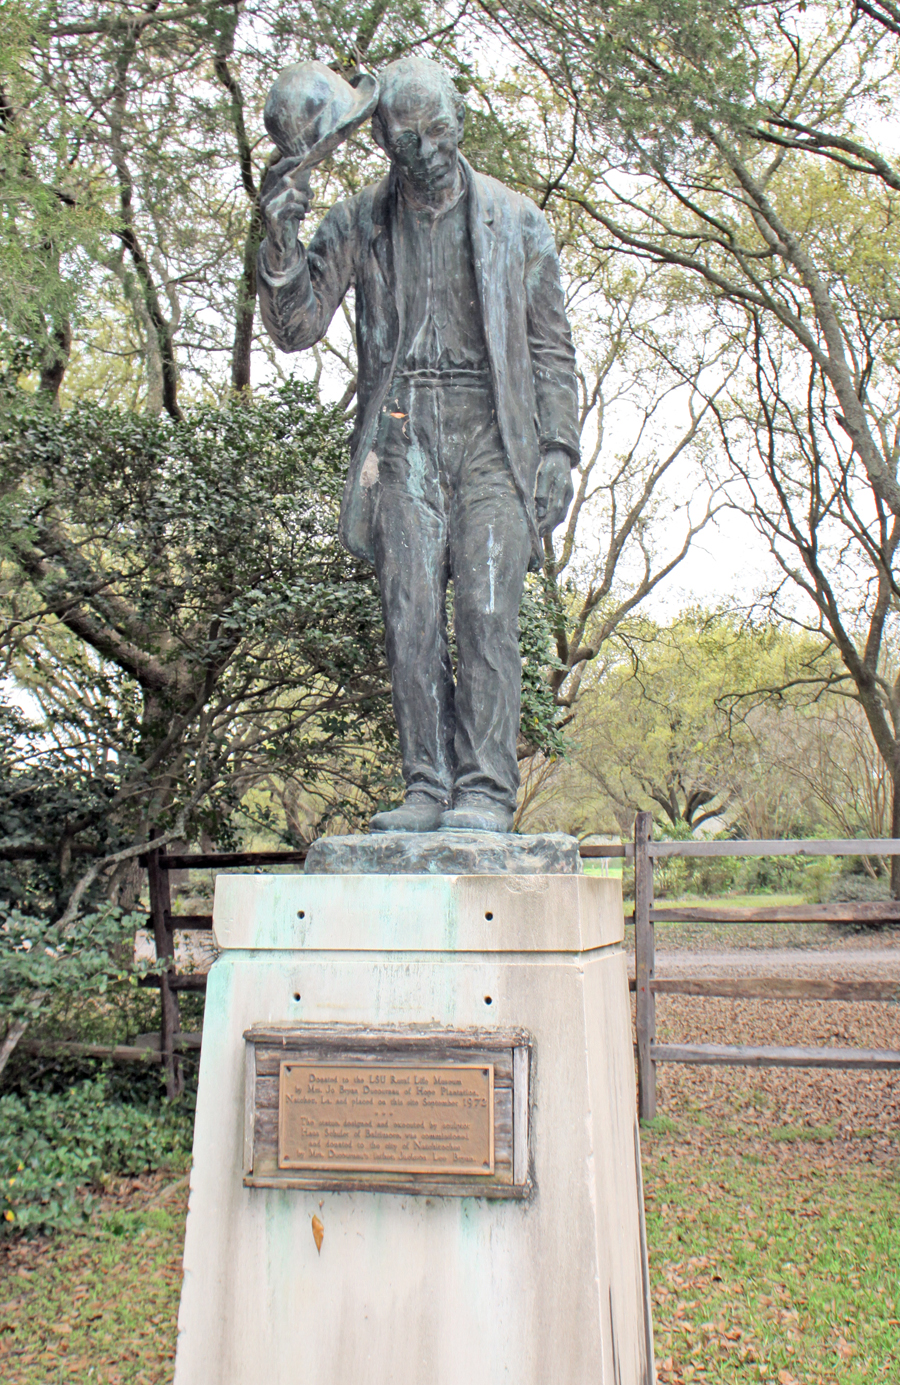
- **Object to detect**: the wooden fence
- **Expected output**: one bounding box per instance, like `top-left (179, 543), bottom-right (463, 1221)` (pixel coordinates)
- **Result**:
top-left (30, 831), bottom-right (900, 1103)
top-left (140, 844), bottom-right (310, 1096)
top-left (627, 811), bottom-right (900, 1120)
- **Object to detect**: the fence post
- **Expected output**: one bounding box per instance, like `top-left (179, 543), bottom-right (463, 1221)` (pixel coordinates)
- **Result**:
top-left (634, 811), bottom-right (656, 1121)
top-left (147, 842), bottom-right (183, 1100)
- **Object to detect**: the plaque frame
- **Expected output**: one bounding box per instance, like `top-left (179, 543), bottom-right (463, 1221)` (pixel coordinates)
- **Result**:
top-left (242, 1023), bottom-right (533, 1198)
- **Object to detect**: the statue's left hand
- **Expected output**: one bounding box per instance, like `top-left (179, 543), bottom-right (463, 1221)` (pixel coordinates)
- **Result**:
top-left (534, 448), bottom-right (575, 536)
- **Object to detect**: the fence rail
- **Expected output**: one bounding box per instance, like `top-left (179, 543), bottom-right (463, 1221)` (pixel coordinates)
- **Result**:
top-left (647, 901), bottom-right (900, 924)
top-left (645, 836), bottom-right (900, 858)
top-left (649, 1043), bottom-right (900, 1070)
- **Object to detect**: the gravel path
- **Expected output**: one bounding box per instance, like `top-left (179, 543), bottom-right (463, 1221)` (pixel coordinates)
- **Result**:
top-left (648, 944), bottom-right (900, 978)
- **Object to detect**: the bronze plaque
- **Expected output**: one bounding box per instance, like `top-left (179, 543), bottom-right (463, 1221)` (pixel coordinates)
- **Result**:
top-left (278, 1062), bottom-right (495, 1175)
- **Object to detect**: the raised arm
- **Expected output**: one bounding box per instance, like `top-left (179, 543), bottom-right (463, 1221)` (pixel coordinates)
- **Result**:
top-left (257, 161), bottom-right (358, 352)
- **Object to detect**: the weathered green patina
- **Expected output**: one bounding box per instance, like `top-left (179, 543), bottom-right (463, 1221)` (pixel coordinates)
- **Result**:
top-left (258, 57), bottom-right (579, 833)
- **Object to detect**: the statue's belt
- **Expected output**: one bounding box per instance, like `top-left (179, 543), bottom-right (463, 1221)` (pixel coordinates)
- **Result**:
top-left (393, 367), bottom-right (492, 387)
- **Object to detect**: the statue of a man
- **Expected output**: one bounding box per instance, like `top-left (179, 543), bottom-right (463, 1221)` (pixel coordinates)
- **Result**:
top-left (258, 57), bottom-right (579, 834)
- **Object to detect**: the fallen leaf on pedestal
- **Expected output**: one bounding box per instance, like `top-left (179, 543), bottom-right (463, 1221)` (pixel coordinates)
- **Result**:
top-left (311, 1214), bottom-right (324, 1253)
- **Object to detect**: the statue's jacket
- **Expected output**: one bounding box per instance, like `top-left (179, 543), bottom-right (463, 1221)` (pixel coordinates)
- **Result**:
top-left (257, 155), bottom-right (580, 568)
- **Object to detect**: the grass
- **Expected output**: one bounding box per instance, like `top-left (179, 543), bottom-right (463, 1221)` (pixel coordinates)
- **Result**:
top-left (643, 893), bottom-right (826, 952)
top-left (641, 1122), bottom-right (900, 1384)
top-left (2, 1131), bottom-right (897, 1384)
top-left (769, 1123), bottom-right (836, 1143)
top-left (0, 1180), bottom-right (185, 1383)
top-left (582, 858), bottom-right (624, 878)
top-left (656, 893), bottom-right (805, 912)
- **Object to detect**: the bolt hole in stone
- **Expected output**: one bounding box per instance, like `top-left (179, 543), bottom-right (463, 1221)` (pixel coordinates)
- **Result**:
top-left (484, 911), bottom-right (493, 920)
top-left (484, 995), bottom-right (493, 1006)
top-left (297, 910), bottom-right (305, 919)
top-left (292, 993), bottom-right (301, 1002)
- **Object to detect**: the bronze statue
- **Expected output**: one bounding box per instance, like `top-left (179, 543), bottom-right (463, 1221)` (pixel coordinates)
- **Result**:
top-left (258, 57), bottom-right (579, 834)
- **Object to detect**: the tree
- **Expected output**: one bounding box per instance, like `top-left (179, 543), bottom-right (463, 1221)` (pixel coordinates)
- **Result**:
top-left (485, 0), bottom-right (900, 516)
top-left (711, 303), bottom-right (900, 889)
top-left (744, 696), bottom-right (894, 864)
top-left (0, 381), bottom-right (396, 902)
top-left (481, 0), bottom-right (900, 872)
top-left (517, 612), bottom-right (835, 840)
top-left (0, 0), bottom-right (494, 408)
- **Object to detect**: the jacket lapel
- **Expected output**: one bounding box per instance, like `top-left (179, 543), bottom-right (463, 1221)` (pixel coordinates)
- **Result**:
top-left (382, 169), bottom-right (407, 347)
top-left (463, 156), bottom-right (499, 353)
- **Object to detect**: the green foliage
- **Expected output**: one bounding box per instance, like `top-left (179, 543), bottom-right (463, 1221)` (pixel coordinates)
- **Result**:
top-left (0, 1075), bottom-right (193, 1236)
top-left (1, 373), bottom-right (577, 870)
top-left (493, 0), bottom-right (897, 178)
top-left (802, 858), bottom-right (839, 905)
top-left (540, 611), bottom-right (832, 839)
top-left (0, 379), bottom-right (375, 688)
top-left (0, 4), bottom-right (104, 374)
top-left (651, 846), bottom-right (815, 900)
top-left (571, 0), bottom-right (760, 154)
top-left (828, 874), bottom-right (892, 903)
top-left (0, 697), bottom-right (127, 917)
top-left (518, 576), bottom-right (569, 760)
top-left (0, 0), bottom-right (489, 405)
top-left (497, 0), bottom-right (900, 873)
top-left (0, 906), bottom-right (147, 1024)
top-left (0, 379), bottom-right (397, 886)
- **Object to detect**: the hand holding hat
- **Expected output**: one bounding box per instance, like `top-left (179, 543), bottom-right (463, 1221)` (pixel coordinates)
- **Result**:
top-left (260, 61), bottom-right (379, 272)
top-left (264, 61), bottom-right (379, 169)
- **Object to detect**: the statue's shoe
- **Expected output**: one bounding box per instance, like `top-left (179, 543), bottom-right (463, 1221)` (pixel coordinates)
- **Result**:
top-left (369, 794), bottom-right (445, 833)
top-left (440, 798), bottom-right (514, 833)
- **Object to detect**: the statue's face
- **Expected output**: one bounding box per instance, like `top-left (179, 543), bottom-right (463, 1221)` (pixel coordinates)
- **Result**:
top-left (377, 83), bottom-right (460, 196)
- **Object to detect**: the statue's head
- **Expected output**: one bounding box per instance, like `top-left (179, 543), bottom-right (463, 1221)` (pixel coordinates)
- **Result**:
top-left (373, 57), bottom-right (465, 197)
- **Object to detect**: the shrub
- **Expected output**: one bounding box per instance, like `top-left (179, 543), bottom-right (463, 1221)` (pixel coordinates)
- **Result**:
top-left (802, 859), bottom-right (838, 904)
top-left (827, 873), bottom-right (892, 903)
top-left (0, 1074), bottom-right (194, 1235)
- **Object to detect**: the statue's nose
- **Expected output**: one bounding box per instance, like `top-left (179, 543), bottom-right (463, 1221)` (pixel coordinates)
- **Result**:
top-left (419, 133), bottom-right (436, 158)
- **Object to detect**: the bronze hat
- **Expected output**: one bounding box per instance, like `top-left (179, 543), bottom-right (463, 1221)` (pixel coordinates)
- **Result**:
top-left (264, 61), bottom-right (379, 169)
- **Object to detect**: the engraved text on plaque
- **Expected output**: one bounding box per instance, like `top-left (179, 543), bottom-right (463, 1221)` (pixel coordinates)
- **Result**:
top-left (278, 1062), bottom-right (495, 1175)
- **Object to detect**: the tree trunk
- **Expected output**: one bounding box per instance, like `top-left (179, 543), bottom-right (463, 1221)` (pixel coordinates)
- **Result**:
top-left (231, 207), bottom-right (261, 391)
top-left (886, 770), bottom-right (891, 897)
top-left (0, 1019), bottom-right (28, 1082)
top-left (38, 319), bottom-right (71, 404)
top-left (147, 842), bottom-right (184, 1099)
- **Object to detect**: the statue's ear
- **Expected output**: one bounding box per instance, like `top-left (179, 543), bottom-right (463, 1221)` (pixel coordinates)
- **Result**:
top-left (455, 102), bottom-right (465, 144)
top-left (371, 110), bottom-right (388, 153)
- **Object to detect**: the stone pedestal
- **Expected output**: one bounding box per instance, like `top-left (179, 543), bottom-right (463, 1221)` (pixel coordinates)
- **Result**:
top-left (174, 872), bottom-right (655, 1385)
top-left (304, 829), bottom-right (582, 875)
